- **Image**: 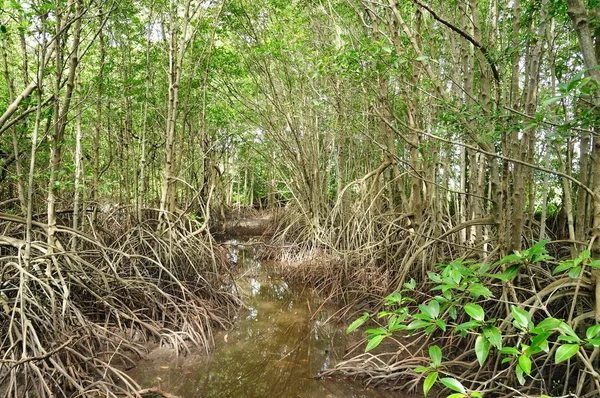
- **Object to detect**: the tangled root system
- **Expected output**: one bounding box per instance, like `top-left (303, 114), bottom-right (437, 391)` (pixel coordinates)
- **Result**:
top-left (0, 210), bottom-right (240, 397)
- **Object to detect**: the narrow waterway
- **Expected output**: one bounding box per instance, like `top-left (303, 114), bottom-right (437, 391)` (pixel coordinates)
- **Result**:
top-left (129, 239), bottom-right (412, 398)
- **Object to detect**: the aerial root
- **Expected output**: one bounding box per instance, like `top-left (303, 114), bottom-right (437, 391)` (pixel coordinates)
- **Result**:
top-left (0, 210), bottom-right (241, 397)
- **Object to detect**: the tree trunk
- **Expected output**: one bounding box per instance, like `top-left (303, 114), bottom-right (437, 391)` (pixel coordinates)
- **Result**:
top-left (1, 37), bottom-right (26, 213)
top-left (25, 19), bottom-right (48, 270)
top-left (564, 0), bottom-right (600, 321)
top-left (92, 32), bottom-right (105, 223)
top-left (48, 0), bottom-right (82, 250)
top-left (160, 0), bottom-right (193, 218)
top-left (71, 62), bottom-right (83, 251)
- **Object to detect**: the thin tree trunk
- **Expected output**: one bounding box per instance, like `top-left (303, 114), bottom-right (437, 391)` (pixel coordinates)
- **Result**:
top-left (540, 139), bottom-right (551, 240)
top-left (1, 37), bottom-right (26, 213)
top-left (139, 3), bottom-right (154, 221)
top-left (160, 0), bottom-right (192, 218)
top-left (92, 32), bottom-right (105, 223)
top-left (459, 146), bottom-right (467, 245)
top-left (555, 139), bottom-right (577, 253)
top-left (25, 20), bottom-right (47, 270)
top-left (249, 169), bottom-right (255, 207)
top-left (71, 61), bottom-right (84, 251)
top-left (48, 0), bottom-right (82, 250)
top-left (576, 130), bottom-right (591, 247)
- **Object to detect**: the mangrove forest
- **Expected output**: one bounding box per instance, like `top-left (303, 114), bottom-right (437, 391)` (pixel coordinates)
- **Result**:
top-left (1, 0), bottom-right (600, 397)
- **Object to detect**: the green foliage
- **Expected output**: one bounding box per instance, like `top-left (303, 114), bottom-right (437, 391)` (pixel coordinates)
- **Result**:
top-left (414, 345), bottom-right (444, 396)
top-left (423, 371), bottom-right (438, 396)
top-left (345, 312), bottom-right (368, 334)
top-left (347, 241), bottom-right (600, 397)
top-left (552, 249), bottom-right (600, 278)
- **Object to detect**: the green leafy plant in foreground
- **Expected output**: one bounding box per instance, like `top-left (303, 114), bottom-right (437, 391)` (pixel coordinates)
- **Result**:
top-left (346, 241), bottom-right (600, 397)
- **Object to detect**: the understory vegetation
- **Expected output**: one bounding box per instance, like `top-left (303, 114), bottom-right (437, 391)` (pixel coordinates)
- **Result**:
top-left (337, 241), bottom-right (600, 398)
top-left (1, 0), bottom-right (600, 396)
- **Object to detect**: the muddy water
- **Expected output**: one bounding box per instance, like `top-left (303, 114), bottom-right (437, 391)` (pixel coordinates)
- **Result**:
top-left (129, 240), bottom-right (413, 398)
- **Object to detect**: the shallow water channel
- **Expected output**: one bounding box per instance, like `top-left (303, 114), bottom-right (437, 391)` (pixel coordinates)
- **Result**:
top-left (129, 239), bottom-right (415, 398)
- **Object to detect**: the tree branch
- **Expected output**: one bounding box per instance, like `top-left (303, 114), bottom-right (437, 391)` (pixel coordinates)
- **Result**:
top-left (410, 0), bottom-right (500, 84)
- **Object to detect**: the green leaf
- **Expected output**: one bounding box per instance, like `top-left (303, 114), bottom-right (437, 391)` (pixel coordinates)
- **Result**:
top-left (557, 322), bottom-right (581, 341)
top-left (429, 300), bottom-right (440, 318)
top-left (450, 267), bottom-right (462, 284)
top-left (569, 70), bottom-right (585, 89)
top-left (494, 253), bottom-right (522, 266)
top-left (365, 327), bottom-right (388, 336)
top-left (475, 334), bottom-right (491, 367)
top-left (558, 335), bottom-right (581, 343)
top-left (414, 366), bottom-right (429, 373)
top-left (414, 313), bottom-right (434, 321)
top-left (518, 355), bottom-right (532, 376)
top-left (435, 319), bottom-right (447, 332)
top-left (384, 292), bottom-right (403, 306)
top-left (529, 332), bottom-right (551, 354)
top-left (568, 266), bottom-right (582, 278)
top-left (443, 289), bottom-right (453, 301)
top-left (419, 300), bottom-right (440, 319)
top-left (428, 272), bottom-right (442, 283)
top-left (365, 334), bottom-right (387, 352)
top-left (483, 326), bottom-right (502, 349)
top-left (578, 250), bottom-right (591, 262)
top-left (346, 312), bottom-right (369, 334)
top-left (553, 260), bottom-right (574, 275)
top-left (586, 324), bottom-right (600, 340)
top-left (416, 55), bottom-right (428, 61)
top-left (395, 307), bottom-right (409, 321)
top-left (532, 317), bottom-right (562, 333)
top-left (447, 394), bottom-right (466, 398)
top-left (440, 377), bottom-right (466, 393)
top-left (429, 345), bottom-right (442, 367)
top-left (496, 264), bottom-right (520, 280)
top-left (455, 320), bottom-right (481, 331)
top-left (511, 306), bottom-right (532, 330)
top-left (464, 303), bottom-right (485, 321)
top-left (468, 283), bottom-right (494, 298)
top-left (423, 371), bottom-right (438, 396)
top-left (388, 315), bottom-right (398, 330)
top-left (587, 336), bottom-right (600, 347)
top-left (499, 347), bottom-right (520, 356)
top-left (528, 239), bottom-right (550, 256)
top-left (589, 260), bottom-right (600, 268)
top-left (404, 278), bottom-right (416, 290)
top-left (515, 363), bottom-right (526, 385)
top-left (449, 306), bottom-right (457, 320)
top-left (408, 319), bottom-right (431, 330)
top-left (555, 344), bottom-right (579, 363)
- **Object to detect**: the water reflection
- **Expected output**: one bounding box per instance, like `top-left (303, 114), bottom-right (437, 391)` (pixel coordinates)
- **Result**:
top-left (129, 242), bottom-right (403, 398)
